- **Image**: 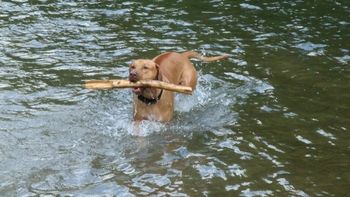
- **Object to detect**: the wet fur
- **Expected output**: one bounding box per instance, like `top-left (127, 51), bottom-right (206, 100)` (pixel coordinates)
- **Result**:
top-left (129, 51), bottom-right (228, 122)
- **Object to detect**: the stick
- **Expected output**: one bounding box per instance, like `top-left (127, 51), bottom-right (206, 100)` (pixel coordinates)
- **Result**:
top-left (84, 79), bottom-right (193, 95)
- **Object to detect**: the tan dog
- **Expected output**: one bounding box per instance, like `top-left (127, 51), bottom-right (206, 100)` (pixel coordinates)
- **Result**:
top-left (129, 51), bottom-right (228, 122)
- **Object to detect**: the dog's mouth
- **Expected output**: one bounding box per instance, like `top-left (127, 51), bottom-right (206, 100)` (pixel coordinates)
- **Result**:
top-left (129, 76), bottom-right (142, 95)
top-left (132, 87), bottom-right (142, 95)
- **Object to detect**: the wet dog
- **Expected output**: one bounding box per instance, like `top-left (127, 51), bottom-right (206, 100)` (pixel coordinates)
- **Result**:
top-left (129, 51), bottom-right (228, 122)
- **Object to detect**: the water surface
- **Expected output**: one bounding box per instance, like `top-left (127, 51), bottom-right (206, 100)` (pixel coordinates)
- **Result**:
top-left (0, 1), bottom-right (349, 196)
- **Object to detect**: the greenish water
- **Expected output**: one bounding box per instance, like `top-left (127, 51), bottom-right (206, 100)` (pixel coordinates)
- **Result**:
top-left (1, 1), bottom-right (349, 196)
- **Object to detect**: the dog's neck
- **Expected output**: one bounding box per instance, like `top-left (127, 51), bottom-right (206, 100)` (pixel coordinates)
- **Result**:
top-left (137, 72), bottom-right (163, 105)
top-left (140, 87), bottom-right (162, 100)
top-left (138, 89), bottom-right (163, 105)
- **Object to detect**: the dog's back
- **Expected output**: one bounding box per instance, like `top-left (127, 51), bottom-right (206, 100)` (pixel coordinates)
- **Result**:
top-left (153, 52), bottom-right (197, 90)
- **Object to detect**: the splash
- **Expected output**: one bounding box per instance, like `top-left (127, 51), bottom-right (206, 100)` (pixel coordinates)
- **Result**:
top-left (90, 74), bottom-right (273, 137)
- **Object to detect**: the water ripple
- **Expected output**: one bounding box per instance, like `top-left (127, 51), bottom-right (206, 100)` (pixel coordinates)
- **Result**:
top-left (1, 0), bottom-right (349, 196)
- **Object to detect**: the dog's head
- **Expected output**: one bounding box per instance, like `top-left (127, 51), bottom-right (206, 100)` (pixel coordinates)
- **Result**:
top-left (129, 59), bottom-right (159, 82)
top-left (129, 59), bottom-right (159, 95)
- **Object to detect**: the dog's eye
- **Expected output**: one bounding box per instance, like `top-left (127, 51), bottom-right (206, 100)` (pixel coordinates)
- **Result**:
top-left (130, 65), bottom-right (135, 69)
top-left (143, 66), bottom-right (149, 69)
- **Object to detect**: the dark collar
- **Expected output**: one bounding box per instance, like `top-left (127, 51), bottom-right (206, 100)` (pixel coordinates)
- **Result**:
top-left (137, 66), bottom-right (163, 105)
top-left (137, 89), bottom-right (163, 105)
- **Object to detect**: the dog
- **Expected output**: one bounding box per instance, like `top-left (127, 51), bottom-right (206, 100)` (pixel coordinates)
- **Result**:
top-left (129, 51), bottom-right (228, 122)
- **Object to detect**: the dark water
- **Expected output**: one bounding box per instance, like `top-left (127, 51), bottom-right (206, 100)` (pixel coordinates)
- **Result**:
top-left (1, 0), bottom-right (349, 196)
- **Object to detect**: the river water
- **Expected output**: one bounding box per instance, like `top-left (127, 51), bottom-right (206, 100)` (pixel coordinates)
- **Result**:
top-left (0, 1), bottom-right (349, 196)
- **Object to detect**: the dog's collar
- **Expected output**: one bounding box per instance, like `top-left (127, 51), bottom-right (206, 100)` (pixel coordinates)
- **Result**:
top-left (138, 89), bottom-right (163, 105)
top-left (137, 66), bottom-right (163, 105)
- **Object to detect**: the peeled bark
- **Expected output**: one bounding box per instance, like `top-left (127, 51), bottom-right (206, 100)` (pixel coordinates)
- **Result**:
top-left (84, 79), bottom-right (193, 95)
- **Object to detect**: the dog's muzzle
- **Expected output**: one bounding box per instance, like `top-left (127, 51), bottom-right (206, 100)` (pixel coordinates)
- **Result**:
top-left (129, 71), bottom-right (138, 82)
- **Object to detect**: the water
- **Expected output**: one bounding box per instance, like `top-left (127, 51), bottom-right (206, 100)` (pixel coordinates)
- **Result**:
top-left (0, 0), bottom-right (349, 196)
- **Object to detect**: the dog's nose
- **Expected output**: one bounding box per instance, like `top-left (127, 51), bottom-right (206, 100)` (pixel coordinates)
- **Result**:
top-left (129, 71), bottom-right (138, 82)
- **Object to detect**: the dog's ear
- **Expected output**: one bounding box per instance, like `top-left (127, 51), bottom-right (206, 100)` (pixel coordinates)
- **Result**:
top-left (155, 63), bottom-right (162, 81)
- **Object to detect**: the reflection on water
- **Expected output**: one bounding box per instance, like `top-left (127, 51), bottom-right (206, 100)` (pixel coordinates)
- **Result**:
top-left (1, 0), bottom-right (349, 196)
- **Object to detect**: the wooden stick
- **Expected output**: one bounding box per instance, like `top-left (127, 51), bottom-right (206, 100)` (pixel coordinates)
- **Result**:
top-left (84, 79), bottom-right (193, 95)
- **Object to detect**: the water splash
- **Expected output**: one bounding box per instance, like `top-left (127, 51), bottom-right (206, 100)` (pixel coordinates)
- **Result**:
top-left (92, 73), bottom-right (273, 137)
